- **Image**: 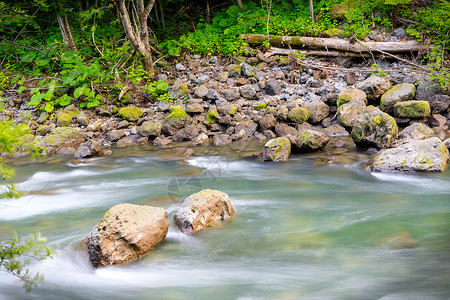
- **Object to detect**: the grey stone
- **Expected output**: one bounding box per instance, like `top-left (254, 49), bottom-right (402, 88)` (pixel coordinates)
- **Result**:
top-left (356, 75), bottom-right (392, 102)
top-left (224, 88), bottom-right (240, 101)
top-left (265, 79), bottom-right (281, 95)
top-left (239, 84), bottom-right (256, 99)
top-left (175, 63), bottom-right (187, 71)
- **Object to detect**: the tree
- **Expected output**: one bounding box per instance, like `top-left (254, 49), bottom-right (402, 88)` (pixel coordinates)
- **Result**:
top-left (117, 0), bottom-right (156, 72)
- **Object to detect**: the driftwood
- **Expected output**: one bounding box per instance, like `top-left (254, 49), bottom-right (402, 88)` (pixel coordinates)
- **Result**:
top-left (264, 47), bottom-right (378, 59)
top-left (241, 34), bottom-right (426, 53)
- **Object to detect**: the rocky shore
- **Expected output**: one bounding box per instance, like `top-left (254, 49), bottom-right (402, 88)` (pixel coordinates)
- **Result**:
top-left (2, 53), bottom-right (450, 172)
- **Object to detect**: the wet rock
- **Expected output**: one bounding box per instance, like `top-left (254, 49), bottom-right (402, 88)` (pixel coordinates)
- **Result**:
top-left (259, 113), bottom-right (277, 131)
top-left (116, 137), bottom-right (135, 148)
top-left (428, 94), bottom-right (450, 114)
top-left (239, 84), bottom-right (256, 99)
top-left (84, 204), bottom-right (168, 268)
top-left (174, 189), bottom-right (235, 234)
top-left (264, 79), bottom-right (281, 96)
top-left (173, 125), bottom-right (199, 142)
top-left (194, 84), bottom-right (208, 98)
top-left (38, 127), bottom-right (83, 149)
top-left (351, 106), bottom-right (398, 149)
top-left (213, 134), bottom-right (232, 146)
top-left (168, 82), bottom-right (189, 99)
top-left (337, 99), bottom-right (367, 128)
top-left (356, 75), bottom-right (392, 102)
top-left (161, 106), bottom-right (190, 136)
top-left (153, 136), bottom-right (172, 146)
top-left (75, 139), bottom-right (100, 158)
top-left (274, 123), bottom-right (297, 137)
top-left (302, 101), bottom-right (330, 124)
top-left (287, 107), bottom-right (310, 123)
top-left (139, 120), bottom-right (162, 138)
top-left (106, 130), bottom-right (126, 142)
top-left (380, 83), bottom-right (416, 114)
top-left (393, 100), bottom-right (430, 118)
top-left (258, 137), bottom-right (291, 162)
top-left (416, 79), bottom-right (446, 100)
top-left (160, 148), bottom-right (195, 159)
top-left (235, 120), bottom-right (258, 138)
top-left (224, 87), bottom-right (240, 101)
top-left (337, 89), bottom-right (367, 107)
top-left (193, 133), bottom-right (209, 146)
top-left (76, 113), bottom-right (89, 126)
top-left (57, 112), bottom-right (72, 127)
top-left (288, 129), bottom-right (329, 153)
top-left (118, 106), bottom-right (143, 122)
top-left (368, 137), bottom-right (449, 172)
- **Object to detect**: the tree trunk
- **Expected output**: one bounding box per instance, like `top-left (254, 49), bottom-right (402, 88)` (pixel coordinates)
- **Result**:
top-left (118, 0), bottom-right (156, 73)
top-left (264, 47), bottom-right (377, 58)
top-left (309, 0), bottom-right (314, 24)
top-left (57, 14), bottom-right (77, 51)
top-left (236, 0), bottom-right (243, 9)
top-left (241, 34), bottom-right (426, 53)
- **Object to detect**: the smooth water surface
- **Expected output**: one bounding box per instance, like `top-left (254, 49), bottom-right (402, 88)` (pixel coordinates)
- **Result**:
top-left (1, 140), bottom-right (449, 299)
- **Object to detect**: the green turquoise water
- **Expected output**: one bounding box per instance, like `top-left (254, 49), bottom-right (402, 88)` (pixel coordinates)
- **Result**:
top-left (1, 140), bottom-right (449, 299)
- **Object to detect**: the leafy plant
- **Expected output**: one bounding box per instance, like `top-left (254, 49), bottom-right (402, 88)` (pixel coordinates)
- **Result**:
top-left (143, 80), bottom-right (173, 103)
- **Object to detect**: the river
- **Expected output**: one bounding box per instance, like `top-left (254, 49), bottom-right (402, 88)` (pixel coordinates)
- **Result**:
top-left (1, 138), bottom-right (449, 299)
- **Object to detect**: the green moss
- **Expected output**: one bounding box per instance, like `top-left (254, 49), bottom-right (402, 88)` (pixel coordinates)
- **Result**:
top-left (287, 107), bottom-right (310, 123)
top-left (206, 107), bottom-right (220, 123)
top-left (230, 106), bottom-right (238, 115)
top-left (323, 28), bottom-right (345, 38)
top-left (278, 56), bottom-right (289, 65)
top-left (337, 89), bottom-right (367, 107)
top-left (393, 100), bottom-right (430, 118)
top-left (167, 105), bottom-right (187, 119)
top-left (40, 127), bottom-right (80, 147)
top-left (118, 106), bottom-right (144, 122)
top-left (63, 104), bottom-right (80, 118)
top-left (56, 113), bottom-right (72, 127)
top-left (255, 103), bottom-right (268, 111)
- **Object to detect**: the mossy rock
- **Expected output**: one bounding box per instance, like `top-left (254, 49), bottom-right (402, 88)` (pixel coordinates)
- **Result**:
top-left (57, 113), bottom-right (72, 127)
top-left (380, 83), bottom-right (416, 114)
top-left (226, 64), bottom-right (241, 76)
top-left (39, 127), bottom-right (81, 148)
top-left (393, 100), bottom-right (430, 118)
top-left (287, 107), bottom-right (310, 123)
top-left (118, 106), bottom-right (144, 122)
top-left (168, 82), bottom-right (189, 99)
top-left (64, 104), bottom-right (80, 118)
top-left (323, 28), bottom-right (345, 38)
top-left (206, 107), bottom-right (220, 124)
top-left (255, 103), bottom-right (268, 111)
top-left (337, 99), bottom-right (366, 128)
top-left (258, 137), bottom-right (291, 162)
top-left (337, 89), bottom-right (367, 107)
top-left (230, 106), bottom-right (238, 115)
top-left (330, 3), bottom-right (348, 20)
top-left (289, 129), bottom-right (329, 153)
top-left (278, 56), bottom-right (289, 65)
top-left (167, 105), bottom-right (187, 119)
top-left (139, 120), bottom-right (162, 138)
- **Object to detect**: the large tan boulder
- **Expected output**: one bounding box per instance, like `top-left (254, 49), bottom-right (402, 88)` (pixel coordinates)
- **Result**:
top-left (84, 204), bottom-right (168, 268)
top-left (174, 189), bottom-right (235, 234)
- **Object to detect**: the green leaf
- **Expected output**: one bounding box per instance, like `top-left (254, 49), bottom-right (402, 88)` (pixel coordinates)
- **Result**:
top-left (35, 57), bottom-right (50, 67)
top-left (17, 86), bottom-right (26, 94)
top-left (55, 94), bottom-right (71, 106)
top-left (28, 93), bottom-right (44, 107)
top-left (43, 88), bottom-right (54, 101)
top-left (43, 101), bottom-right (54, 112)
top-left (74, 86), bottom-right (85, 98)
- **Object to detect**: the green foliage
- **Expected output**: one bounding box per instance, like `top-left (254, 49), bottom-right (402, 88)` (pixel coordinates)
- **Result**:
top-left (143, 80), bottom-right (172, 103)
top-left (0, 233), bottom-right (53, 293)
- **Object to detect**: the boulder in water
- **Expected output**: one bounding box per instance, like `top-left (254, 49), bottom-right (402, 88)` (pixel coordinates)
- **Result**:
top-left (173, 189), bottom-right (235, 234)
top-left (258, 137), bottom-right (291, 162)
top-left (84, 204), bottom-right (168, 268)
top-left (288, 129), bottom-right (329, 153)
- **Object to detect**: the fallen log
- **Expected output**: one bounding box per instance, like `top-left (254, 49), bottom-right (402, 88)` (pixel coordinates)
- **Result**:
top-left (264, 47), bottom-right (378, 59)
top-left (241, 34), bottom-right (426, 53)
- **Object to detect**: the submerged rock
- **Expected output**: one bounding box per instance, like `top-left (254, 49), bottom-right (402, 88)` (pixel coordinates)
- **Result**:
top-left (84, 204), bottom-right (168, 268)
top-left (173, 189), bottom-right (235, 234)
top-left (258, 137), bottom-right (291, 162)
top-left (368, 137), bottom-right (449, 172)
top-left (351, 106), bottom-right (398, 149)
top-left (380, 232), bottom-right (417, 249)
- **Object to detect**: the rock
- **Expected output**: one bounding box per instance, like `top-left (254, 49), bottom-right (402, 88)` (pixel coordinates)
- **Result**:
top-left (206, 106), bottom-right (220, 124)
top-left (206, 89), bottom-right (219, 100)
top-left (323, 28), bottom-right (345, 38)
top-left (75, 139), bottom-right (100, 158)
top-left (63, 104), bottom-right (80, 118)
top-left (218, 72), bottom-right (229, 82)
top-left (175, 63), bottom-right (186, 71)
top-left (330, 2), bottom-right (348, 20)
top-left (36, 112), bottom-right (48, 124)
top-left (185, 103), bottom-right (205, 113)
top-left (168, 82), bottom-right (189, 99)
top-left (116, 137), bottom-right (135, 148)
top-left (428, 94), bottom-right (450, 114)
top-left (37, 125), bottom-right (51, 136)
top-left (213, 134), bottom-right (232, 146)
top-left (287, 107), bottom-right (310, 123)
top-left (337, 99), bottom-right (367, 128)
top-left (393, 100), bottom-right (431, 118)
top-left (356, 75), bottom-right (392, 102)
top-left (193, 133), bottom-right (209, 146)
top-left (118, 106), bottom-right (144, 122)
top-left (87, 121), bottom-right (102, 132)
top-left (219, 114), bottom-right (232, 125)
top-left (416, 79), bottom-right (446, 100)
top-left (288, 129), bottom-right (329, 153)
top-left (156, 74), bottom-right (168, 82)
top-left (173, 125), bottom-right (199, 142)
top-left (159, 148), bottom-right (195, 159)
top-left (57, 112), bottom-right (72, 127)
top-left (444, 138), bottom-right (450, 149)
top-left (368, 137), bottom-right (449, 172)
top-left (174, 189), bottom-right (235, 234)
top-left (259, 113), bottom-right (277, 131)
top-left (196, 75), bottom-right (210, 84)
top-left (194, 85), bottom-right (208, 98)
top-left (106, 130), bottom-right (126, 142)
top-left (117, 120), bottom-right (129, 129)
top-left (153, 136), bottom-right (172, 146)
top-left (161, 106), bottom-right (190, 136)
top-left (351, 106), bottom-right (398, 149)
top-left (235, 120), bottom-right (258, 138)
top-left (276, 107), bottom-right (289, 121)
top-left (337, 89), bottom-right (367, 107)
top-left (226, 64), bottom-right (241, 77)
top-left (274, 123), bottom-right (297, 137)
top-left (241, 63), bottom-right (254, 77)
top-left (258, 137), bottom-right (291, 162)
top-left (391, 28), bottom-right (406, 40)
top-left (38, 127), bottom-right (82, 149)
top-left (397, 123), bottom-right (434, 142)
top-left (380, 83), bottom-right (416, 113)
top-left (265, 79), bottom-right (281, 96)
top-left (224, 88), bottom-right (240, 101)
top-left (158, 101), bottom-right (170, 112)
top-left (76, 113), bottom-right (89, 126)
top-left (239, 84), bottom-right (256, 98)
top-left (302, 101), bottom-right (330, 124)
top-left (84, 204), bottom-right (168, 268)
top-left (139, 120), bottom-right (162, 138)
top-left (429, 114), bottom-right (447, 127)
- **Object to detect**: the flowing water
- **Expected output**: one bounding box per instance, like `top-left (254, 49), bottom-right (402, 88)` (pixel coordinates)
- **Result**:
top-left (1, 139), bottom-right (450, 300)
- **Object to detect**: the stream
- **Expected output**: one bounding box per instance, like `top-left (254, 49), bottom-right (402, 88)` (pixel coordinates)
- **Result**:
top-left (1, 139), bottom-right (450, 299)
